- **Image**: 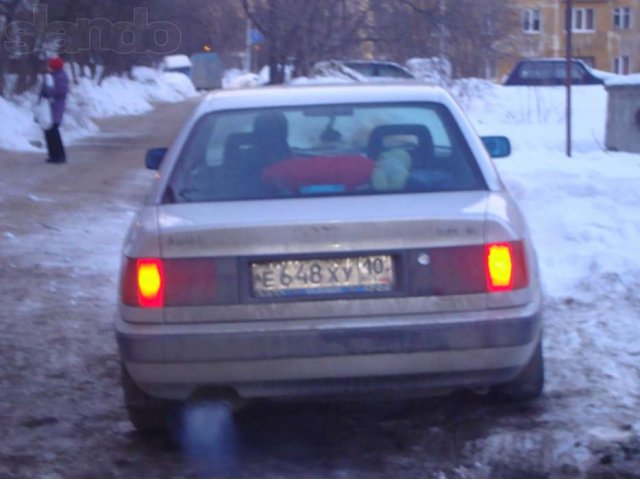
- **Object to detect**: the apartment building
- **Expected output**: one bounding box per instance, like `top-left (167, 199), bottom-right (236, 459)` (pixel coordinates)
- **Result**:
top-left (498, 0), bottom-right (640, 79)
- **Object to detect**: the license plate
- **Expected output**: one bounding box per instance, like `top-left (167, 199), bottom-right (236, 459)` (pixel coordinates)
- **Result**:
top-left (251, 255), bottom-right (395, 298)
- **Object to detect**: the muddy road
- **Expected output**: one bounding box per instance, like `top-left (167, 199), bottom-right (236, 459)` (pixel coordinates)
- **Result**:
top-left (0, 100), bottom-right (638, 478)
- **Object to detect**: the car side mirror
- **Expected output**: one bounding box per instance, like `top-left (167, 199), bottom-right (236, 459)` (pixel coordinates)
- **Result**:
top-left (481, 136), bottom-right (511, 158)
top-left (145, 148), bottom-right (168, 170)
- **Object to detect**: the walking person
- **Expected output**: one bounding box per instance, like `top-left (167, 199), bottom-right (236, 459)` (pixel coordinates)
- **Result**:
top-left (40, 56), bottom-right (69, 164)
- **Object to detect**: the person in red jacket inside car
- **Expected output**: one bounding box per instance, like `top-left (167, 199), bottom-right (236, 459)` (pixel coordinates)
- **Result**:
top-left (40, 56), bottom-right (69, 164)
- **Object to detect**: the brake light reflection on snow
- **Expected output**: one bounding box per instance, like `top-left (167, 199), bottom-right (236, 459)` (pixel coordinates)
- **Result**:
top-left (137, 259), bottom-right (164, 308)
top-left (486, 243), bottom-right (514, 292)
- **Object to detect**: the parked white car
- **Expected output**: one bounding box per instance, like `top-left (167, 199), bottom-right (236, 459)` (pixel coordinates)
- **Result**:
top-left (312, 60), bottom-right (416, 82)
top-left (160, 54), bottom-right (192, 77)
top-left (116, 84), bottom-right (544, 431)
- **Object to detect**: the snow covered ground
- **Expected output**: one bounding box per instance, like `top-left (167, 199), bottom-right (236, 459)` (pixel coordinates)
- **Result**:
top-left (0, 66), bottom-right (198, 152)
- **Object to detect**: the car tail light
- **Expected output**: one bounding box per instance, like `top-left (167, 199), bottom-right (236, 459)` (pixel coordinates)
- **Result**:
top-left (121, 259), bottom-right (165, 308)
top-left (410, 242), bottom-right (528, 297)
top-left (486, 242), bottom-right (528, 292)
top-left (121, 257), bottom-right (235, 308)
top-left (137, 259), bottom-right (164, 308)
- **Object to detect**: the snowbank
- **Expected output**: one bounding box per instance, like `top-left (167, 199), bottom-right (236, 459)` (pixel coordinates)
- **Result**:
top-left (605, 73), bottom-right (640, 87)
top-left (223, 69), bottom-right (263, 89)
top-left (0, 95), bottom-right (52, 151)
top-left (406, 57), bottom-right (452, 84)
top-left (0, 67), bottom-right (198, 152)
top-left (161, 54), bottom-right (192, 71)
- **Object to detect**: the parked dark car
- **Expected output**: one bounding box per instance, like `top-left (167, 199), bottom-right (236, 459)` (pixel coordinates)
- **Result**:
top-left (504, 58), bottom-right (610, 86)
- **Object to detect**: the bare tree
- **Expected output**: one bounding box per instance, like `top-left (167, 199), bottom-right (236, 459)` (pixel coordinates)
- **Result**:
top-left (441, 0), bottom-right (517, 78)
top-left (372, 0), bottom-right (517, 79)
top-left (1, 0), bottom-right (246, 94)
top-left (0, 0), bottom-right (519, 96)
top-left (368, 0), bottom-right (441, 62)
top-left (240, 0), bottom-right (371, 84)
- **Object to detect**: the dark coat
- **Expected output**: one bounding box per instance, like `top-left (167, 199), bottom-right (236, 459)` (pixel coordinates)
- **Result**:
top-left (41, 69), bottom-right (69, 125)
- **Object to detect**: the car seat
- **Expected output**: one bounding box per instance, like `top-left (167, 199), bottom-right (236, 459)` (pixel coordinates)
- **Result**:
top-left (367, 124), bottom-right (434, 169)
top-left (253, 111), bottom-right (292, 165)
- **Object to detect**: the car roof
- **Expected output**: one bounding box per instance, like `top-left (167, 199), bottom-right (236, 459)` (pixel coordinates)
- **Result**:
top-left (343, 60), bottom-right (405, 66)
top-left (319, 59), bottom-right (406, 66)
top-left (518, 57), bottom-right (586, 63)
top-left (199, 84), bottom-right (451, 113)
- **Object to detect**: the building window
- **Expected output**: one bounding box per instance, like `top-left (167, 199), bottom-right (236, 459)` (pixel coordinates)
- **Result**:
top-left (613, 56), bottom-right (630, 75)
top-left (613, 7), bottom-right (632, 29)
top-left (523, 9), bottom-right (541, 33)
top-left (572, 8), bottom-right (595, 32)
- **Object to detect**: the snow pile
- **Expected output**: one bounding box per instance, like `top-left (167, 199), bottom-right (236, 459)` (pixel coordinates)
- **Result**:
top-left (406, 57), bottom-right (452, 85)
top-left (161, 54), bottom-right (192, 71)
top-left (0, 66), bottom-right (198, 152)
top-left (463, 83), bottom-right (607, 153)
top-left (69, 67), bottom-right (197, 119)
top-left (223, 69), bottom-right (263, 89)
top-left (0, 95), bottom-right (51, 151)
top-left (606, 73), bottom-right (640, 87)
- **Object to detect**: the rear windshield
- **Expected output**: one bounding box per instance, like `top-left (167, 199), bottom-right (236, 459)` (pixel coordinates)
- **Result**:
top-left (344, 62), bottom-right (414, 79)
top-left (164, 102), bottom-right (486, 203)
top-left (519, 61), bottom-right (588, 81)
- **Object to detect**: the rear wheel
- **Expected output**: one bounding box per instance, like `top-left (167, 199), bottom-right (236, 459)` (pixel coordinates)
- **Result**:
top-left (491, 338), bottom-right (544, 401)
top-left (121, 363), bottom-right (181, 433)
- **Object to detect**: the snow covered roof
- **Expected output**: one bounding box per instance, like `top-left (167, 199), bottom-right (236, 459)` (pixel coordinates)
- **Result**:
top-left (605, 74), bottom-right (640, 88)
top-left (162, 54), bottom-right (192, 70)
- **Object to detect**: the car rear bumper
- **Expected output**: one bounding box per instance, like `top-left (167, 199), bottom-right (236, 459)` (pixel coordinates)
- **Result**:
top-left (116, 303), bottom-right (542, 400)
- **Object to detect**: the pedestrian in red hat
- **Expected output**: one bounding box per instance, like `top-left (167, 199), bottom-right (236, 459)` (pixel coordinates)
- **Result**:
top-left (40, 56), bottom-right (69, 164)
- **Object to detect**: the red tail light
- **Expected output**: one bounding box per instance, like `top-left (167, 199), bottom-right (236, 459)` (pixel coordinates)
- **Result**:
top-left (121, 257), bottom-right (235, 308)
top-left (485, 242), bottom-right (528, 292)
top-left (486, 244), bottom-right (513, 291)
top-left (136, 259), bottom-right (164, 308)
top-left (121, 258), bottom-right (165, 308)
top-left (412, 242), bottom-right (528, 297)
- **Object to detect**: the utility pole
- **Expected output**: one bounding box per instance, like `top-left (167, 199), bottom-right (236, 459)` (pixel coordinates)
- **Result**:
top-left (438, 0), bottom-right (446, 61)
top-left (245, 19), bottom-right (252, 72)
top-left (565, 0), bottom-right (573, 157)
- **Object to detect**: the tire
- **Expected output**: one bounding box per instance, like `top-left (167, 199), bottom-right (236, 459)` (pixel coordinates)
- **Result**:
top-left (120, 363), bottom-right (181, 433)
top-left (492, 338), bottom-right (544, 401)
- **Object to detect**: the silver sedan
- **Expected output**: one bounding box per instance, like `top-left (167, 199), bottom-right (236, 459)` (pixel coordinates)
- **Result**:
top-left (116, 84), bottom-right (543, 431)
